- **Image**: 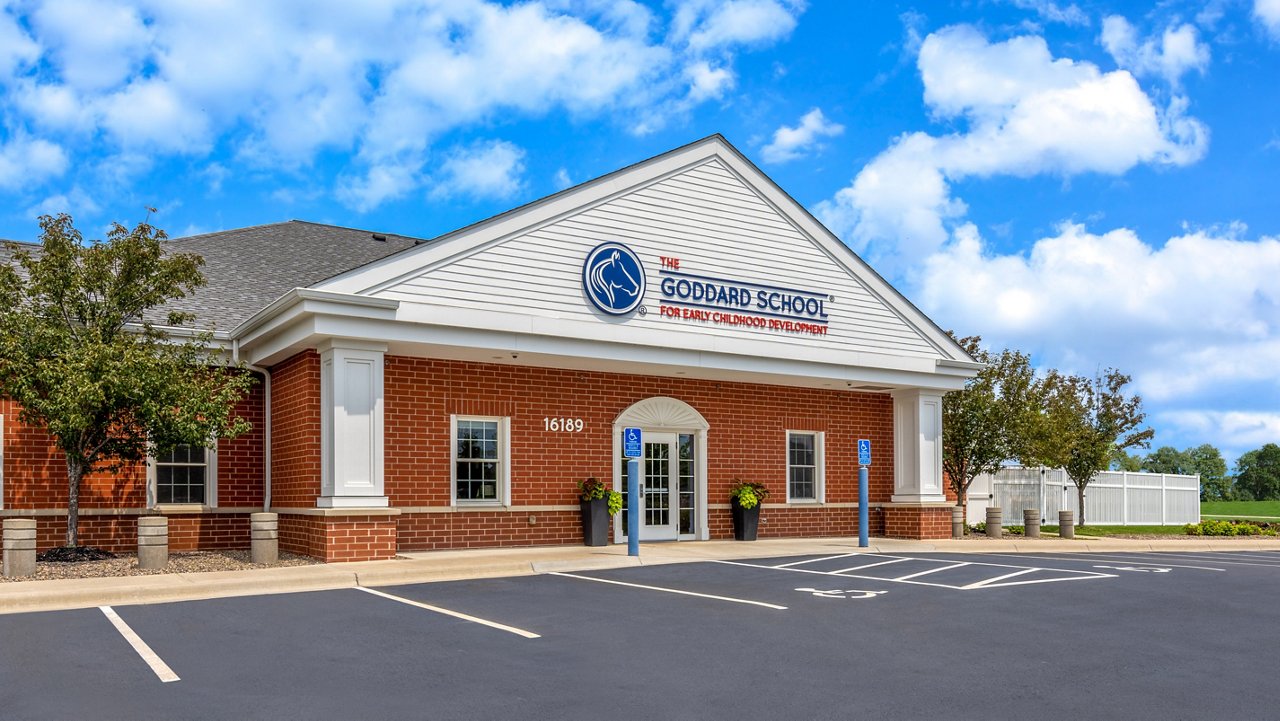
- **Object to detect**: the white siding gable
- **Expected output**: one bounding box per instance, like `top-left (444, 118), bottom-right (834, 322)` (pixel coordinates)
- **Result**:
top-left (370, 158), bottom-right (941, 361)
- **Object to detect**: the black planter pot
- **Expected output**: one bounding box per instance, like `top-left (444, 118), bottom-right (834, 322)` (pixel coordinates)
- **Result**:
top-left (580, 498), bottom-right (609, 546)
top-left (731, 500), bottom-right (760, 541)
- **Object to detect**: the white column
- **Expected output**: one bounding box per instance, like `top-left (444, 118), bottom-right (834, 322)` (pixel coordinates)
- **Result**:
top-left (891, 389), bottom-right (947, 504)
top-left (317, 340), bottom-right (388, 508)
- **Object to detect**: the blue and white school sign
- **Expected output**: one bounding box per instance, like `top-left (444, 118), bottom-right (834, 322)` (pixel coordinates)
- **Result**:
top-left (583, 242), bottom-right (646, 315)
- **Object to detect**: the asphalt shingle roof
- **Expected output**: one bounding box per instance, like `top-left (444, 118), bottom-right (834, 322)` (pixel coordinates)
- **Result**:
top-left (150, 220), bottom-right (421, 331)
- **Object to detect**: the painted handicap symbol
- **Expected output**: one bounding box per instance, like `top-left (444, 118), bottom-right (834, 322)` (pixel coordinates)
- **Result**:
top-left (1093, 565), bottom-right (1171, 573)
top-left (795, 587), bottom-right (888, 599)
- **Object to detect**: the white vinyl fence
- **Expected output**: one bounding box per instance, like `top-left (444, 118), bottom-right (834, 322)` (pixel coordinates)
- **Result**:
top-left (966, 467), bottom-right (1200, 526)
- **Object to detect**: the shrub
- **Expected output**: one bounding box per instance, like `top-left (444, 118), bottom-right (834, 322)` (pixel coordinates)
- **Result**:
top-left (1184, 519), bottom-right (1273, 536)
top-left (729, 479), bottom-right (770, 510)
top-left (578, 477), bottom-right (623, 516)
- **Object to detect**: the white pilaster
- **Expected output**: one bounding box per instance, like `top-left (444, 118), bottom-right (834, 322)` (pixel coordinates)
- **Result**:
top-left (318, 340), bottom-right (388, 508)
top-left (891, 389), bottom-right (947, 504)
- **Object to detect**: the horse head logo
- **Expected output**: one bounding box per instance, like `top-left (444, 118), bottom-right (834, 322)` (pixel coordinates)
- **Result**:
top-left (582, 242), bottom-right (646, 315)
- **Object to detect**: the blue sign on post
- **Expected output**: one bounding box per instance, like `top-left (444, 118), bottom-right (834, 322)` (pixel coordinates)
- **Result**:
top-left (623, 427), bottom-right (643, 458)
top-left (857, 438), bottom-right (871, 548)
top-left (858, 439), bottom-right (872, 466)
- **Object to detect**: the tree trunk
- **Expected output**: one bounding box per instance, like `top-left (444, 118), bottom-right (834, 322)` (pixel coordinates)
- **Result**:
top-left (66, 456), bottom-right (84, 547)
top-left (1076, 484), bottom-right (1086, 528)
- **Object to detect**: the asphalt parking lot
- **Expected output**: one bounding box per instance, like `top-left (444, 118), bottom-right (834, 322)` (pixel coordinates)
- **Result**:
top-left (3, 549), bottom-right (1279, 720)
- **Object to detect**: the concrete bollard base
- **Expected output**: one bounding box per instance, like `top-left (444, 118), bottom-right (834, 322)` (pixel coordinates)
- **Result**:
top-left (3, 519), bottom-right (38, 578)
top-left (951, 507), bottom-right (965, 539)
top-left (137, 516), bottom-right (169, 570)
top-left (985, 507), bottom-right (1003, 539)
top-left (1058, 510), bottom-right (1075, 539)
top-left (1024, 508), bottom-right (1041, 538)
top-left (250, 512), bottom-right (279, 565)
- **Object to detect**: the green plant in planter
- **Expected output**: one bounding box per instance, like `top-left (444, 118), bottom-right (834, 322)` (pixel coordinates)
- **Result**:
top-left (729, 479), bottom-right (770, 509)
top-left (578, 477), bottom-right (623, 515)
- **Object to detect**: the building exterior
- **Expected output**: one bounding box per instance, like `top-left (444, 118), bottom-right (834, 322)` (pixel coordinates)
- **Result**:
top-left (0, 136), bottom-right (979, 562)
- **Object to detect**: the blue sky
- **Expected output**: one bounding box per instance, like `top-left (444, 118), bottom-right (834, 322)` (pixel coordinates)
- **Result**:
top-left (0, 0), bottom-right (1277, 463)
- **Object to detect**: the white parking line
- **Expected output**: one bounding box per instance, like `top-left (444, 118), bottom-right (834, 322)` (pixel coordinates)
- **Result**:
top-left (892, 562), bottom-right (970, 581)
top-left (714, 558), bottom-right (1114, 590)
top-left (830, 558), bottom-right (912, 573)
top-left (962, 569), bottom-right (1037, 589)
top-left (1123, 552), bottom-right (1280, 568)
top-left (355, 587), bottom-right (541, 639)
top-left (551, 572), bottom-right (787, 610)
top-left (99, 606), bottom-right (180, 683)
top-left (983, 553), bottom-right (1225, 572)
top-left (772, 553), bottom-right (863, 568)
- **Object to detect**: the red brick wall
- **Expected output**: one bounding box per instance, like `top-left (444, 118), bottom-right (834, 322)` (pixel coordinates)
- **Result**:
top-left (398, 510), bottom-right (587, 551)
top-left (278, 513), bottom-right (397, 562)
top-left (18, 514), bottom-right (250, 553)
top-left (883, 506), bottom-right (952, 540)
top-left (268, 351), bottom-right (322, 507)
top-left (383, 357), bottom-right (895, 547)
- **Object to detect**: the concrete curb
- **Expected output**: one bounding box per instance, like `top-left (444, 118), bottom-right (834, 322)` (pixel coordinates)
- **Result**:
top-left (4, 536), bottom-right (1280, 615)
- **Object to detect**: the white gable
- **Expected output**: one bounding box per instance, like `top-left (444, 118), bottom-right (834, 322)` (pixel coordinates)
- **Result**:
top-left (313, 137), bottom-right (973, 382)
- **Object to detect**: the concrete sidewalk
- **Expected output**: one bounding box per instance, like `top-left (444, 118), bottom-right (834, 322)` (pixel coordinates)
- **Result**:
top-left (4, 535), bottom-right (1280, 615)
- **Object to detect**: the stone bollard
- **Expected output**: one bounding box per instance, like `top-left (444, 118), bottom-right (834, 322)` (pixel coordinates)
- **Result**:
top-left (986, 507), bottom-right (1003, 539)
top-left (951, 507), bottom-right (965, 539)
top-left (3, 519), bottom-right (37, 577)
top-left (250, 512), bottom-right (278, 565)
top-left (1024, 508), bottom-right (1041, 538)
top-left (1059, 510), bottom-right (1075, 539)
top-left (137, 516), bottom-right (169, 570)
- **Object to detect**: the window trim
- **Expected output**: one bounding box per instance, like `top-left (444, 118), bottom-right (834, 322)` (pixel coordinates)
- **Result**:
top-left (450, 415), bottom-right (511, 507)
top-left (785, 430), bottom-right (824, 504)
top-left (147, 442), bottom-right (218, 508)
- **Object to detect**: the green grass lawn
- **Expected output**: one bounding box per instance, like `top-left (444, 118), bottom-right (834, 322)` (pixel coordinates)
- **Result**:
top-left (1200, 500), bottom-right (1280, 520)
top-left (1040, 524), bottom-right (1189, 537)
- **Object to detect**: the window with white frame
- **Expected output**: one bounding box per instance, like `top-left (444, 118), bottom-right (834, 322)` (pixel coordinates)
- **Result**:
top-left (786, 431), bottom-right (824, 503)
top-left (152, 443), bottom-right (215, 505)
top-left (453, 416), bottom-right (509, 504)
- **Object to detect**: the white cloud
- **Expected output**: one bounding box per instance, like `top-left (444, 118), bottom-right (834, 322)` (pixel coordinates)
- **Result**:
top-left (26, 186), bottom-right (101, 220)
top-left (429, 140), bottom-right (527, 201)
top-left (815, 24), bottom-right (1208, 272)
top-left (32, 0), bottom-right (150, 91)
top-left (1009, 0), bottom-right (1089, 27)
top-left (1256, 0), bottom-right (1280, 38)
top-left (336, 162), bottom-right (419, 213)
top-left (1160, 410), bottom-right (1280, 455)
top-left (918, 223), bottom-right (1280, 407)
top-left (0, 0), bottom-right (803, 208)
top-left (672, 0), bottom-right (803, 52)
top-left (553, 167), bottom-right (573, 190)
top-left (1100, 16), bottom-right (1210, 87)
top-left (685, 60), bottom-right (734, 101)
top-left (0, 135), bottom-right (68, 190)
top-left (761, 107), bottom-right (843, 163)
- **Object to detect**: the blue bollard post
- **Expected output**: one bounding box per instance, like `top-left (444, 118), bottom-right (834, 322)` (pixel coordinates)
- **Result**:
top-left (627, 457), bottom-right (640, 557)
top-left (858, 466), bottom-right (869, 548)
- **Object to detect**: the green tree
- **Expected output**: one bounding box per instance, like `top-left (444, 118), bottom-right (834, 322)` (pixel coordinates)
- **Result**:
top-left (941, 335), bottom-right (1039, 520)
top-left (1032, 369), bottom-right (1153, 526)
top-left (1235, 444), bottom-right (1280, 501)
top-left (1111, 450), bottom-right (1143, 472)
top-left (1142, 446), bottom-right (1194, 475)
top-left (0, 214), bottom-right (254, 548)
top-left (1187, 444), bottom-right (1230, 501)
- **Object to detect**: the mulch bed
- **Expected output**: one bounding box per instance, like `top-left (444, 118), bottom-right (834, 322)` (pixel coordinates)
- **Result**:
top-left (1, 549), bottom-right (321, 583)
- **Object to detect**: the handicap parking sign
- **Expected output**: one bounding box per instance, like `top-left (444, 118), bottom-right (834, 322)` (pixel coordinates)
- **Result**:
top-left (858, 439), bottom-right (872, 466)
top-left (624, 427), bottom-right (643, 458)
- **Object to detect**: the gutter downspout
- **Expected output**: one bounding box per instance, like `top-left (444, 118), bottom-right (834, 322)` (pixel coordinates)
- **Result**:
top-left (233, 339), bottom-right (272, 512)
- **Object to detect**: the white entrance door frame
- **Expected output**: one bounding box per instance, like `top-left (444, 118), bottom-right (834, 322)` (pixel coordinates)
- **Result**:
top-left (612, 396), bottom-right (710, 543)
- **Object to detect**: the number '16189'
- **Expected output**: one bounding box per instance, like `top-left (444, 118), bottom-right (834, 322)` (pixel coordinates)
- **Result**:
top-left (543, 417), bottom-right (584, 432)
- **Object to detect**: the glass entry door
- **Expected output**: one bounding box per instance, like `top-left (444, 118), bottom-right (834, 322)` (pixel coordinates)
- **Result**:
top-left (620, 431), bottom-right (696, 542)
